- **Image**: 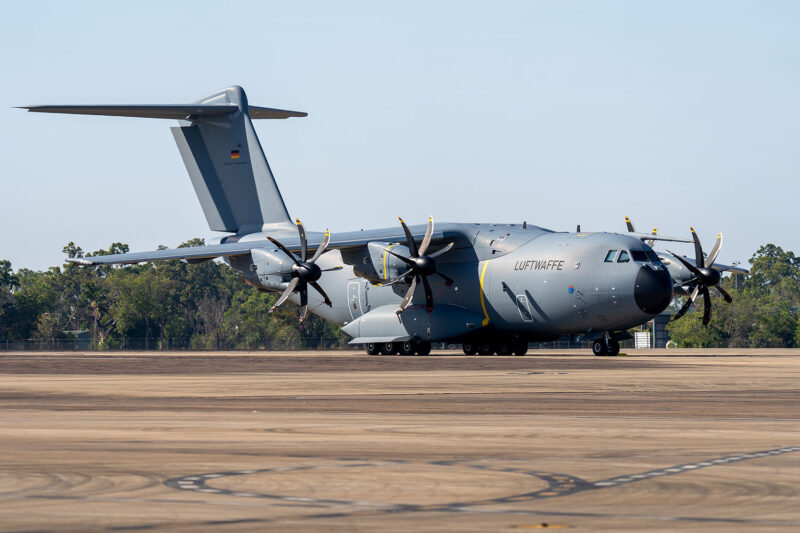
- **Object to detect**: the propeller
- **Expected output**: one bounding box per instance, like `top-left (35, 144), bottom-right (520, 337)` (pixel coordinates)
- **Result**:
top-left (267, 218), bottom-right (342, 324)
top-left (380, 216), bottom-right (455, 315)
top-left (625, 216), bottom-right (657, 247)
top-left (667, 228), bottom-right (733, 326)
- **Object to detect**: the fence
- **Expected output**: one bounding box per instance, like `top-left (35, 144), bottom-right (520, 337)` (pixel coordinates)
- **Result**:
top-left (0, 337), bottom-right (351, 351)
top-left (0, 338), bottom-right (638, 352)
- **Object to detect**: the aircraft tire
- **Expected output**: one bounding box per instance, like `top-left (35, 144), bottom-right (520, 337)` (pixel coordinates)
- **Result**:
top-left (381, 342), bottom-right (399, 355)
top-left (365, 342), bottom-right (380, 355)
top-left (496, 342), bottom-right (513, 356)
top-left (462, 342), bottom-right (477, 355)
top-left (477, 341), bottom-right (495, 356)
top-left (399, 341), bottom-right (416, 356)
top-left (415, 342), bottom-right (431, 356)
top-left (607, 339), bottom-right (621, 356)
top-left (513, 342), bottom-right (528, 356)
top-left (592, 340), bottom-right (608, 356)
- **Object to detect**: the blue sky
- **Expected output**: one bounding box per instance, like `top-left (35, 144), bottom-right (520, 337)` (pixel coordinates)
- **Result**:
top-left (1, 1), bottom-right (798, 270)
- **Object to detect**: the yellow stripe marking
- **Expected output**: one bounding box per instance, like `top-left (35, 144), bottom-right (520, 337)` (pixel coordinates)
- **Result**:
top-left (383, 244), bottom-right (398, 280)
top-left (479, 260), bottom-right (490, 326)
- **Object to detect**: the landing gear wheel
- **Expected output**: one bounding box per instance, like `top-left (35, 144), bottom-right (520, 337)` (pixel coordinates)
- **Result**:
top-left (477, 341), bottom-right (495, 356)
top-left (607, 339), bottom-right (620, 356)
top-left (592, 340), bottom-right (608, 356)
top-left (496, 341), bottom-right (513, 356)
top-left (513, 342), bottom-right (528, 356)
top-left (381, 342), bottom-right (398, 355)
top-left (399, 341), bottom-right (416, 356)
top-left (415, 342), bottom-right (431, 355)
top-left (462, 342), bottom-right (477, 355)
top-left (365, 342), bottom-right (380, 355)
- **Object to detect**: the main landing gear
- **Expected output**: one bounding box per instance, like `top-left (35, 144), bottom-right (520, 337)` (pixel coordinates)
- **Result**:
top-left (592, 338), bottom-right (620, 356)
top-left (365, 341), bottom-right (432, 356)
top-left (462, 339), bottom-right (528, 356)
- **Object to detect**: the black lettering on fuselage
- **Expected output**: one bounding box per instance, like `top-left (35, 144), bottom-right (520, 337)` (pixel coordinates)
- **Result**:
top-left (513, 259), bottom-right (566, 271)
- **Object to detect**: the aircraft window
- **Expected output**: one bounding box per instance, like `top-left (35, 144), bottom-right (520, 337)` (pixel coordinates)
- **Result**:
top-left (617, 250), bottom-right (630, 263)
top-left (604, 250), bottom-right (617, 262)
top-left (646, 251), bottom-right (661, 263)
top-left (630, 250), bottom-right (648, 262)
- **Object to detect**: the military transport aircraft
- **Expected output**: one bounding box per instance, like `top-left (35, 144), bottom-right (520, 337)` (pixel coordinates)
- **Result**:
top-left (20, 86), bottom-right (748, 356)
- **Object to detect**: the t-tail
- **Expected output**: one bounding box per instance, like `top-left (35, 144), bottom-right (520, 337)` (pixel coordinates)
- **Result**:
top-left (19, 86), bottom-right (304, 235)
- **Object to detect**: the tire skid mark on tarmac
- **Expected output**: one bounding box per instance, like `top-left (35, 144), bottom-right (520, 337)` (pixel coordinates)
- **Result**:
top-left (164, 445), bottom-right (800, 516)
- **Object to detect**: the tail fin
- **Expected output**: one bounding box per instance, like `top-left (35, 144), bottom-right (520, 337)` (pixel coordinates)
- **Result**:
top-left (20, 85), bottom-right (305, 234)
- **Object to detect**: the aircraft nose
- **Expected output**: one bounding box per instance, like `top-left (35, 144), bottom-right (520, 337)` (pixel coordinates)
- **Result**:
top-left (634, 265), bottom-right (673, 315)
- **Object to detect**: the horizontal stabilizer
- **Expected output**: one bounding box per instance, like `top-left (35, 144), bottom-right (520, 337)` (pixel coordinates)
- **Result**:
top-left (18, 104), bottom-right (306, 120)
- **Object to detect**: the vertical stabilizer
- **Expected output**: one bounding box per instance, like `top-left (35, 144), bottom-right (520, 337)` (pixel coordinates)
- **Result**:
top-left (19, 86), bottom-right (305, 235)
top-left (171, 86), bottom-right (300, 234)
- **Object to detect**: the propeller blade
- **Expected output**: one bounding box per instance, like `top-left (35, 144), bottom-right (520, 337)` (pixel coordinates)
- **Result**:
top-left (421, 275), bottom-right (433, 312)
top-left (716, 285), bottom-right (733, 303)
top-left (701, 286), bottom-right (712, 325)
top-left (672, 285), bottom-right (700, 322)
top-left (295, 218), bottom-right (308, 262)
top-left (625, 216), bottom-right (635, 233)
top-left (398, 217), bottom-right (419, 257)
top-left (418, 216), bottom-right (434, 256)
top-left (321, 266), bottom-right (344, 272)
top-left (396, 275), bottom-right (418, 315)
top-left (310, 281), bottom-right (332, 307)
top-left (269, 277), bottom-right (300, 313)
top-left (381, 247), bottom-right (415, 267)
top-left (705, 233), bottom-right (723, 268)
top-left (647, 227), bottom-right (657, 248)
top-left (267, 237), bottom-right (300, 265)
top-left (435, 271), bottom-right (455, 286)
top-left (690, 227), bottom-right (704, 267)
top-left (667, 250), bottom-right (704, 279)
top-left (297, 281), bottom-right (309, 322)
top-left (381, 268), bottom-right (415, 286)
top-left (428, 242), bottom-right (454, 259)
top-left (309, 229), bottom-right (330, 263)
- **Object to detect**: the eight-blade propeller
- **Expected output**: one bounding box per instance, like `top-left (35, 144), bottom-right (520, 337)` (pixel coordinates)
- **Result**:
top-left (380, 216), bottom-right (455, 316)
top-left (267, 218), bottom-right (342, 324)
top-left (667, 228), bottom-right (733, 326)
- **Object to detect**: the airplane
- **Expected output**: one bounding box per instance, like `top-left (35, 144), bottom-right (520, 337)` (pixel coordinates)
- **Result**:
top-left (18, 86), bottom-right (748, 357)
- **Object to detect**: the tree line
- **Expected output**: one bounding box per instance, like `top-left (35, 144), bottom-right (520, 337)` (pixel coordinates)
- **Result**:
top-left (0, 239), bottom-right (348, 350)
top-left (666, 244), bottom-right (800, 347)
top-left (0, 241), bottom-right (798, 350)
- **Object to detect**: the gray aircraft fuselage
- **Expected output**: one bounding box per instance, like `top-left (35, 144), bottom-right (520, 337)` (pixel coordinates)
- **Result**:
top-left (228, 222), bottom-right (672, 342)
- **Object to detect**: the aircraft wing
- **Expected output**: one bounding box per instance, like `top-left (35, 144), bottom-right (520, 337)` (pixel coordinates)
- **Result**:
top-left (66, 225), bottom-right (452, 266)
top-left (628, 232), bottom-right (692, 243)
top-left (657, 253), bottom-right (749, 274)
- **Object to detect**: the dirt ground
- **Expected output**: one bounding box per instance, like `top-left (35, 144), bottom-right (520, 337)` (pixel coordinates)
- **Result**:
top-left (0, 349), bottom-right (799, 531)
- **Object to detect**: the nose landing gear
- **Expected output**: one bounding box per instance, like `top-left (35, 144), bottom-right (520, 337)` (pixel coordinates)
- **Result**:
top-left (592, 337), bottom-right (620, 356)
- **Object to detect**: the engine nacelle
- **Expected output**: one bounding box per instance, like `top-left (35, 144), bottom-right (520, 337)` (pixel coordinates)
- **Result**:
top-left (229, 248), bottom-right (294, 292)
top-left (343, 241), bottom-right (411, 284)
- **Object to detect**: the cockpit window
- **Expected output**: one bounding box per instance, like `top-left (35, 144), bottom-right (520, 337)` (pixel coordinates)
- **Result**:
top-left (646, 251), bottom-right (661, 263)
top-left (630, 250), bottom-right (648, 262)
top-left (617, 250), bottom-right (630, 263)
top-left (604, 250), bottom-right (617, 262)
